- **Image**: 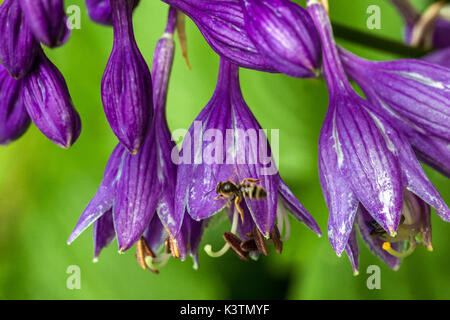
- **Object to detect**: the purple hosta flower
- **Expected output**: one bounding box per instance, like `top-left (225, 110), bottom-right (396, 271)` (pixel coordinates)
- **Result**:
top-left (160, 0), bottom-right (276, 72)
top-left (0, 0), bottom-right (39, 78)
top-left (241, 0), bottom-right (321, 78)
top-left (175, 58), bottom-right (320, 261)
top-left (19, 0), bottom-right (68, 48)
top-left (151, 7), bottom-right (183, 237)
top-left (102, 0), bottom-right (153, 154)
top-left (21, 49), bottom-right (81, 148)
top-left (68, 8), bottom-right (204, 272)
top-left (67, 137), bottom-right (162, 260)
top-left (85, 0), bottom-right (140, 26)
top-left (0, 65), bottom-right (30, 144)
top-left (339, 49), bottom-right (450, 178)
top-left (307, 0), bottom-right (449, 273)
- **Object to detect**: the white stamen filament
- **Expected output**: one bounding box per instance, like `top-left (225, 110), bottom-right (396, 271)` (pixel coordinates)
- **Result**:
top-left (145, 253), bottom-right (172, 271)
top-left (204, 210), bottom-right (239, 258)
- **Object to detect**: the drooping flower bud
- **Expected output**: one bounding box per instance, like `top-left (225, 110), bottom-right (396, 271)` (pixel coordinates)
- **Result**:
top-left (0, 65), bottom-right (30, 145)
top-left (85, 0), bottom-right (141, 26)
top-left (85, 0), bottom-right (113, 25)
top-left (0, 0), bottom-right (39, 78)
top-left (19, 0), bottom-right (69, 48)
top-left (241, 0), bottom-right (321, 78)
top-left (21, 49), bottom-right (81, 148)
top-left (161, 0), bottom-right (276, 72)
top-left (101, 0), bottom-right (153, 154)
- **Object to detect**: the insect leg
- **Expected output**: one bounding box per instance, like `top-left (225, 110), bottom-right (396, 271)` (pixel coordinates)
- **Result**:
top-left (235, 195), bottom-right (245, 223)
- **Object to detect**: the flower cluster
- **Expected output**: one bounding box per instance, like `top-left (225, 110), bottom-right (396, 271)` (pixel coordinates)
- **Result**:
top-left (1, 0), bottom-right (448, 274)
top-left (0, 0), bottom-right (81, 147)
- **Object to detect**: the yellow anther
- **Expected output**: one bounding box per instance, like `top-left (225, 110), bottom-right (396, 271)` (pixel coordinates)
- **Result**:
top-left (382, 242), bottom-right (391, 251)
top-left (382, 241), bottom-right (417, 258)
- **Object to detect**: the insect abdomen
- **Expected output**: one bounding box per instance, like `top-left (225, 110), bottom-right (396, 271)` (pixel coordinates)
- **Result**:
top-left (241, 184), bottom-right (267, 199)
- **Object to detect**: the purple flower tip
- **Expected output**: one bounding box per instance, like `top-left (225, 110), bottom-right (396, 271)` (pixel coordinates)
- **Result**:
top-left (19, 0), bottom-right (68, 48)
top-left (241, 0), bottom-right (322, 78)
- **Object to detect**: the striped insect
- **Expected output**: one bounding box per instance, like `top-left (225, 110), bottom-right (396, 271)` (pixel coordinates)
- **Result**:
top-left (214, 178), bottom-right (267, 222)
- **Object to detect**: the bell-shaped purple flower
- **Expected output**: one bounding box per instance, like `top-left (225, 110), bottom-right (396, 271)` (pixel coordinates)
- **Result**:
top-left (19, 0), bottom-right (68, 48)
top-left (101, 0), bottom-right (153, 154)
top-left (307, 0), bottom-right (449, 273)
top-left (21, 49), bottom-right (81, 148)
top-left (67, 132), bottom-right (161, 253)
top-left (175, 58), bottom-right (320, 261)
top-left (151, 7), bottom-right (183, 237)
top-left (339, 49), bottom-right (450, 178)
top-left (68, 8), bottom-right (204, 272)
top-left (0, 65), bottom-right (30, 144)
top-left (241, 0), bottom-right (321, 78)
top-left (160, 0), bottom-right (276, 72)
top-left (85, 0), bottom-right (140, 26)
top-left (0, 0), bottom-right (39, 78)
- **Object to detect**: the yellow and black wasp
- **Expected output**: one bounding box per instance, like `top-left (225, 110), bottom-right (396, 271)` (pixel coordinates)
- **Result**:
top-left (214, 178), bottom-right (267, 222)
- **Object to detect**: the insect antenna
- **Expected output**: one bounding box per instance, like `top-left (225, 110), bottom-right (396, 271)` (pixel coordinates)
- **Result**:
top-left (202, 169), bottom-right (218, 199)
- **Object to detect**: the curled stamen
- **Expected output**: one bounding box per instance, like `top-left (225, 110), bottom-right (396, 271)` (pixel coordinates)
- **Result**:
top-left (144, 253), bottom-right (172, 273)
top-left (204, 209), bottom-right (239, 258)
top-left (382, 239), bottom-right (417, 258)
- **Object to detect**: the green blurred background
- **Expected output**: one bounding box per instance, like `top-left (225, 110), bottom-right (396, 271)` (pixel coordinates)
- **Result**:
top-left (0, 0), bottom-right (448, 299)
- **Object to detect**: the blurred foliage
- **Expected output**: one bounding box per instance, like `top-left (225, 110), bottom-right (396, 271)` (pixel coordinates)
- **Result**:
top-left (0, 0), bottom-right (448, 299)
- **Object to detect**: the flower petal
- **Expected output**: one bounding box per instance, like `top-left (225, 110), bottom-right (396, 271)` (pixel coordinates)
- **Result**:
top-left (340, 49), bottom-right (450, 141)
top-left (357, 206), bottom-right (401, 270)
top-left (67, 145), bottom-right (125, 244)
top-left (423, 47), bottom-right (450, 69)
top-left (114, 129), bottom-right (161, 252)
top-left (319, 110), bottom-right (358, 255)
top-left (144, 213), bottom-right (167, 253)
top-left (278, 179), bottom-right (321, 236)
top-left (232, 86), bottom-right (279, 237)
top-left (93, 209), bottom-right (115, 261)
top-left (335, 98), bottom-right (404, 236)
top-left (385, 125), bottom-right (450, 222)
top-left (161, 0), bottom-right (276, 72)
top-left (242, 0), bottom-right (321, 77)
top-left (345, 227), bottom-right (359, 275)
